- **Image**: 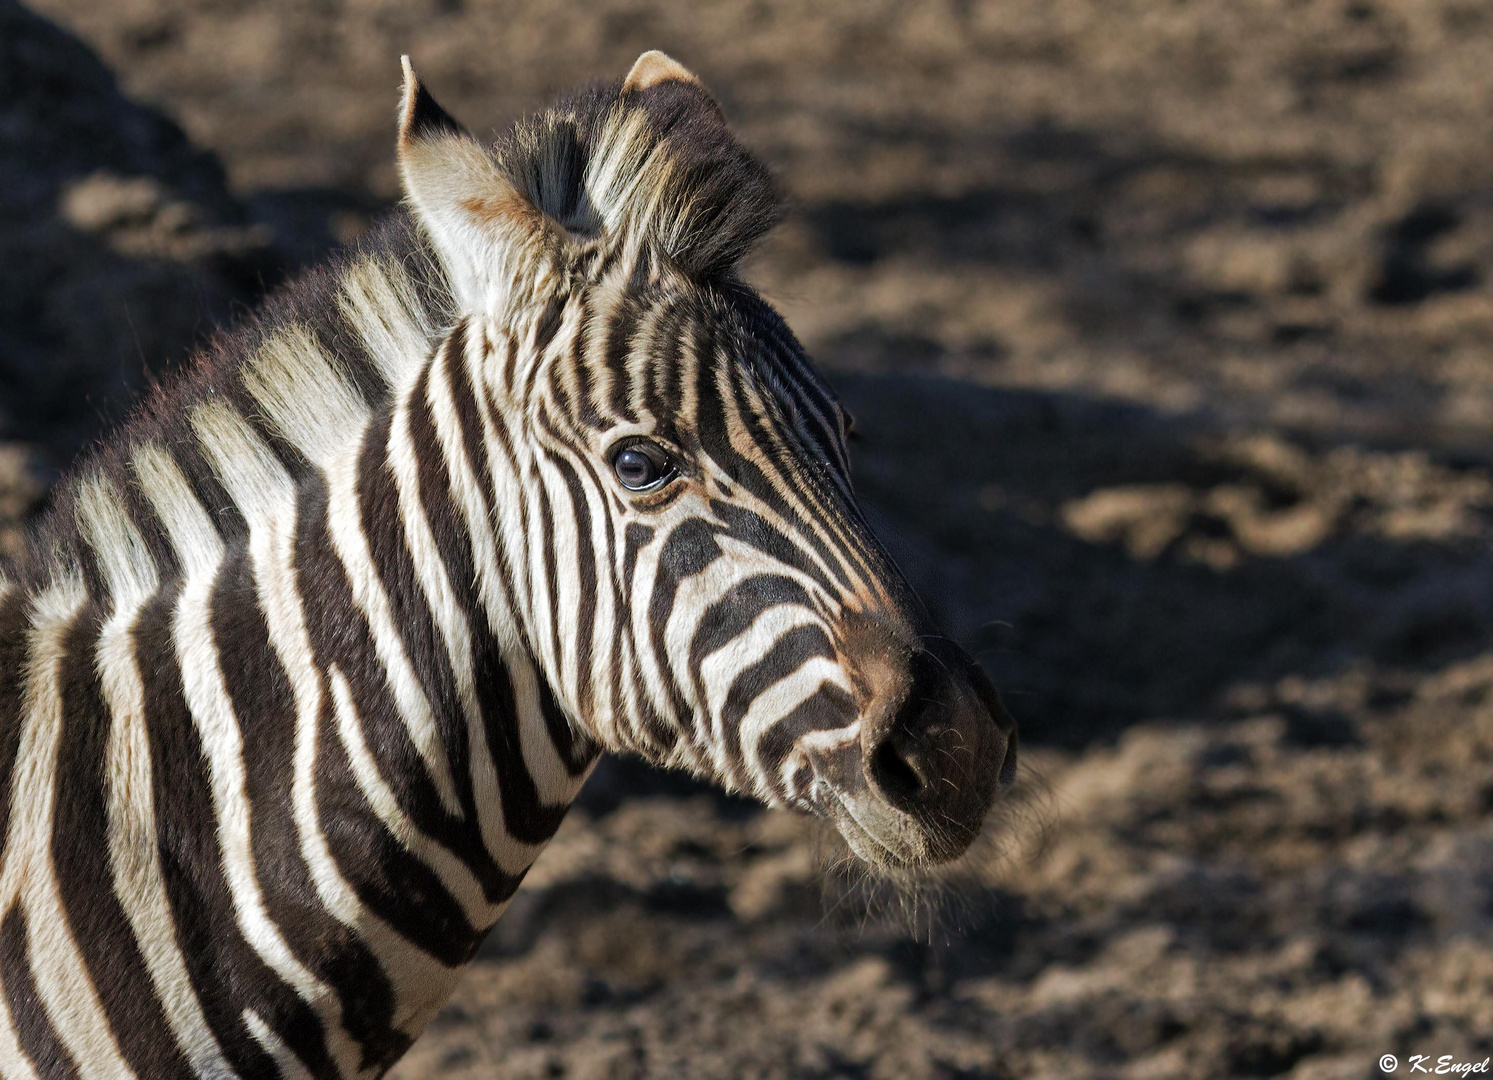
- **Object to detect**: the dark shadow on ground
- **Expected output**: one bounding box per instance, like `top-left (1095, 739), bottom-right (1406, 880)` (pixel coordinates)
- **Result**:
top-left (0, 0), bottom-right (279, 467)
top-left (836, 370), bottom-right (1493, 749)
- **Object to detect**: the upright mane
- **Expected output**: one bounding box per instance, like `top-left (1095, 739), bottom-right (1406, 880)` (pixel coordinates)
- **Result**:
top-left (20, 216), bottom-right (453, 589)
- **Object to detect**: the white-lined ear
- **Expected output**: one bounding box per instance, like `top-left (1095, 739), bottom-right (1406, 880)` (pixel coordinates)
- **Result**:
top-left (397, 57), bottom-right (543, 308)
top-left (621, 50), bottom-right (700, 94)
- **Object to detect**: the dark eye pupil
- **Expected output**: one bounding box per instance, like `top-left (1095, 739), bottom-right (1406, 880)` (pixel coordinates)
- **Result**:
top-left (615, 447), bottom-right (660, 489)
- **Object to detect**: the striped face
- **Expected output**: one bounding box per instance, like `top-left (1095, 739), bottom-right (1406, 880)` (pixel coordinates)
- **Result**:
top-left (401, 54), bottom-right (1017, 869)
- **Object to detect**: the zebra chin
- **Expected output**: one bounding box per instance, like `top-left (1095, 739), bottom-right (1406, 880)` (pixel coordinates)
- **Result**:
top-left (802, 622), bottom-right (1018, 871)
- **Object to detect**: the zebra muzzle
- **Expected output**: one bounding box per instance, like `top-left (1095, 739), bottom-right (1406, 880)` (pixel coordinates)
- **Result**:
top-left (810, 619), bottom-right (1018, 868)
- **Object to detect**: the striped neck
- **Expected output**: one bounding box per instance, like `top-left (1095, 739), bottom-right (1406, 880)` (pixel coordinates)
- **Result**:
top-left (0, 216), bottom-right (600, 1076)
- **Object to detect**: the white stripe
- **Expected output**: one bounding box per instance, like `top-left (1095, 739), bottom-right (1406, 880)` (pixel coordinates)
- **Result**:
top-left (585, 108), bottom-right (670, 238)
top-left (530, 455), bottom-right (576, 703)
top-left (92, 453), bottom-right (233, 1075)
top-left (338, 257), bottom-right (436, 388)
top-left (241, 323), bottom-right (369, 472)
top-left (394, 360), bottom-right (545, 875)
top-left (520, 457), bottom-right (564, 712)
top-left (139, 433), bottom-right (360, 1079)
top-left (740, 655), bottom-right (851, 796)
top-left (435, 327), bottom-right (598, 831)
top-left (622, 527), bottom-right (704, 763)
top-left (98, 607), bottom-right (229, 1075)
top-left (506, 653), bottom-right (592, 808)
top-left (194, 410), bottom-right (463, 1043)
top-left (321, 435), bottom-right (464, 819)
top-left (243, 1010), bottom-right (314, 1080)
top-left (0, 980), bottom-right (43, 1080)
top-left (133, 441), bottom-right (221, 579)
top-left (693, 598), bottom-right (821, 765)
top-left (74, 475), bottom-right (155, 608)
top-left (0, 578), bottom-right (137, 1080)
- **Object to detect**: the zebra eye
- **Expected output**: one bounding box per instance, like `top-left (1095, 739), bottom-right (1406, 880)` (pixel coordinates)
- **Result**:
top-left (611, 441), bottom-right (674, 491)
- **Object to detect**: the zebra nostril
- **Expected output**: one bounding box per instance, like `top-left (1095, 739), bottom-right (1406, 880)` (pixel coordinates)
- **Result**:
top-left (868, 729), bottom-right (932, 808)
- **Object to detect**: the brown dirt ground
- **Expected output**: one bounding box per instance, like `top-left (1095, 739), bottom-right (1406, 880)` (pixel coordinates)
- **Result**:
top-left (10, 1), bottom-right (1493, 1077)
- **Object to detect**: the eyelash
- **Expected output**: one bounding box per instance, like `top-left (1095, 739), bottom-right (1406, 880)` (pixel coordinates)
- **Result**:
top-left (609, 438), bottom-right (677, 492)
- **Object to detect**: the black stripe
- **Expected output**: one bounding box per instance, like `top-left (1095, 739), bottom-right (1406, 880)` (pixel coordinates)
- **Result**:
top-left (367, 399), bottom-right (525, 900)
top-left (501, 333), bottom-right (520, 392)
top-left (531, 294), bottom-right (567, 365)
top-left (535, 472), bottom-right (565, 689)
top-left (603, 292), bottom-right (642, 425)
top-left (567, 304), bottom-right (605, 431)
top-left (137, 584), bottom-right (322, 1080)
top-left (50, 605), bottom-right (196, 1079)
top-left (740, 296), bottom-right (851, 474)
top-left (408, 390), bottom-right (531, 907)
top-left (720, 624), bottom-right (836, 733)
top-left (293, 472), bottom-right (481, 967)
top-left (753, 682), bottom-right (858, 795)
top-left (646, 518), bottom-right (723, 737)
top-left (708, 500), bottom-right (835, 596)
top-left (0, 906), bottom-right (81, 1079)
top-left (472, 650), bottom-right (575, 843)
top-left (435, 343), bottom-right (595, 821)
top-left (598, 487), bottom-right (628, 747)
top-left (538, 419), bottom-right (617, 774)
top-left (116, 467), bottom-right (183, 580)
top-left (310, 693), bottom-right (476, 970)
top-left (171, 430), bottom-right (252, 546)
top-left (539, 442), bottom-right (597, 723)
top-left (617, 523), bottom-right (671, 752)
top-left (209, 551), bottom-right (406, 1071)
top-left (356, 409), bottom-right (468, 825)
top-left (535, 665), bottom-right (597, 779)
top-left (640, 299), bottom-right (686, 443)
top-left (661, 309), bottom-right (695, 433)
top-left (686, 574), bottom-right (814, 725)
top-left (71, 534), bottom-right (109, 603)
top-left (719, 358), bottom-right (860, 594)
top-left (410, 361), bottom-right (479, 619)
top-left (688, 574), bottom-right (813, 671)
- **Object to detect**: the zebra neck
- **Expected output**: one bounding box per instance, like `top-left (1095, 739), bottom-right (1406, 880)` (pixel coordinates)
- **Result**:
top-left (0, 287), bottom-right (598, 1075)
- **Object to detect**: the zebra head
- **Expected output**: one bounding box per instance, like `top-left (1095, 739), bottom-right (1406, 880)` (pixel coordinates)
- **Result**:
top-left (395, 52), bottom-right (1017, 870)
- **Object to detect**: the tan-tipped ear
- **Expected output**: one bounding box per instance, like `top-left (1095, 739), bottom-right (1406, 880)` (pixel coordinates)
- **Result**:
top-left (622, 50), bottom-right (700, 93)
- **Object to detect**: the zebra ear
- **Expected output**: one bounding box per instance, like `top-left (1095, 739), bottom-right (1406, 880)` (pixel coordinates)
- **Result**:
top-left (397, 58), bottom-right (554, 307)
top-left (621, 50), bottom-right (702, 93)
top-left (596, 51), bottom-right (780, 278)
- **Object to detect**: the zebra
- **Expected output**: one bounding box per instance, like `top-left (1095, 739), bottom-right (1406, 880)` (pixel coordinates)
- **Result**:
top-left (0, 50), bottom-right (1018, 1078)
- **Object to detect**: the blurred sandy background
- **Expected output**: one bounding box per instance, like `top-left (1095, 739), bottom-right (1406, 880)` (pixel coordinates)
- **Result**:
top-left (6, 1), bottom-right (1493, 1076)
